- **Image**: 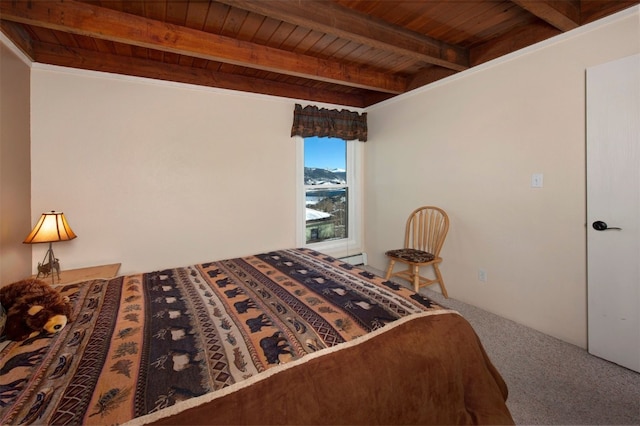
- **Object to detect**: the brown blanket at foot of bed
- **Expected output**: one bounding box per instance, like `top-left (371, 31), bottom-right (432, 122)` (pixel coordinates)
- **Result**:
top-left (141, 312), bottom-right (514, 425)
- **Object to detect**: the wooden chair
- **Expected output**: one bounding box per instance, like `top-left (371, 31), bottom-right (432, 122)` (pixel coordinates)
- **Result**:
top-left (384, 206), bottom-right (450, 298)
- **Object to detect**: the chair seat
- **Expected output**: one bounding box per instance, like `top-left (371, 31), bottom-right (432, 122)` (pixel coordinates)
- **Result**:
top-left (385, 248), bottom-right (435, 263)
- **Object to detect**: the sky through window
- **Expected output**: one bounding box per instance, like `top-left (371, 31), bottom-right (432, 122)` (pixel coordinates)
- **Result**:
top-left (304, 137), bottom-right (346, 170)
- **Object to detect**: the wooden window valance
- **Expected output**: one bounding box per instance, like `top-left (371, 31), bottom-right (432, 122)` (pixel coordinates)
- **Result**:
top-left (290, 104), bottom-right (367, 142)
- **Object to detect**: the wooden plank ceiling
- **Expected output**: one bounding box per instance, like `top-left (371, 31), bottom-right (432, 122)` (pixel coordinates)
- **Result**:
top-left (1, 0), bottom-right (637, 107)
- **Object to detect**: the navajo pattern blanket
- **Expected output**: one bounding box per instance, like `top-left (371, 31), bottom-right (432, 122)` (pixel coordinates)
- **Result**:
top-left (0, 248), bottom-right (449, 425)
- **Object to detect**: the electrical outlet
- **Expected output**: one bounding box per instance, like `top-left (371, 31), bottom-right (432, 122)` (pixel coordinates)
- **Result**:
top-left (531, 173), bottom-right (544, 188)
top-left (478, 269), bottom-right (487, 282)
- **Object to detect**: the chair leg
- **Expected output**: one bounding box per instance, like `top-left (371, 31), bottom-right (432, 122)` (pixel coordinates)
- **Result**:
top-left (433, 264), bottom-right (448, 298)
top-left (412, 265), bottom-right (420, 293)
top-left (384, 259), bottom-right (396, 280)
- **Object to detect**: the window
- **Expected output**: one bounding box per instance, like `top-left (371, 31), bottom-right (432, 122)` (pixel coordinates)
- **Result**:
top-left (296, 136), bottom-right (362, 257)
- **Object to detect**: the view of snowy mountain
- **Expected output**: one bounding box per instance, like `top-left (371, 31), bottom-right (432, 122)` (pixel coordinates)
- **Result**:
top-left (304, 167), bottom-right (346, 185)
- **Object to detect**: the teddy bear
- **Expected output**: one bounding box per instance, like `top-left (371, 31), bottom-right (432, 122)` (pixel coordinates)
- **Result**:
top-left (0, 279), bottom-right (72, 341)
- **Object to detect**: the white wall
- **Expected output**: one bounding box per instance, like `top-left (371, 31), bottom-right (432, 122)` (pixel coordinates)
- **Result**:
top-left (364, 7), bottom-right (640, 348)
top-left (0, 39), bottom-right (31, 284)
top-left (30, 70), bottom-right (305, 275)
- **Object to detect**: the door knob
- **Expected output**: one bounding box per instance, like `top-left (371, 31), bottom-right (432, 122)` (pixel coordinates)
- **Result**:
top-left (592, 221), bottom-right (622, 231)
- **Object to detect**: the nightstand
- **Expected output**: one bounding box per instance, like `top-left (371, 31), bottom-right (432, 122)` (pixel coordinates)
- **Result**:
top-left (32, 263), bottom-right (121, 285)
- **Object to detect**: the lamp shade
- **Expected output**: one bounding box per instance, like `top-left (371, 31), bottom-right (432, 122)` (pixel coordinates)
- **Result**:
top-left (23, 211), bottom-right (77, 244)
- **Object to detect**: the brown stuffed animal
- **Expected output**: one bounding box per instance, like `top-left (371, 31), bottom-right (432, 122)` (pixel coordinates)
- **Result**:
top-left (0, 279), bottom-right (72, 341)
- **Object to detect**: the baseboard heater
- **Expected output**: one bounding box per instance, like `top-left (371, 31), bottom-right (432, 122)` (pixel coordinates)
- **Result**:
top-left (339, 253), bottom-right (368, 266)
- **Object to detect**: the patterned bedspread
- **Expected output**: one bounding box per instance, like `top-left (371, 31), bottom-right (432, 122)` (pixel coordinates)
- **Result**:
top-left (0, 248), bottom-right (450, 425)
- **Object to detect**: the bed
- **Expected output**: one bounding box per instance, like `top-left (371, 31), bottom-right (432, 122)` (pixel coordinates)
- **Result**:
top-left (0, 248), bottom-right (514, 425)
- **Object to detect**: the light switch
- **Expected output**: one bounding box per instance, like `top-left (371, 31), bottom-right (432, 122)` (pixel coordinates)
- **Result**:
top-left (531, 173), bottom-right (544, 188)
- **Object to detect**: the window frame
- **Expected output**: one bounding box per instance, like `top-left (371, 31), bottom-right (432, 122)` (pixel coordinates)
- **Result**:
top-left (295, 136), bottom-right (363, 258)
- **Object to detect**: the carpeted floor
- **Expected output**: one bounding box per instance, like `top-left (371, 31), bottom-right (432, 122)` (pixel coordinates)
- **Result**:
top-left (364, 266), bottom-right (640, 425)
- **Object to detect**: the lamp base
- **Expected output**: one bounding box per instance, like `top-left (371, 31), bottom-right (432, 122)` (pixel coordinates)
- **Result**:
top-left (36, 242), bottom-right (60, 285)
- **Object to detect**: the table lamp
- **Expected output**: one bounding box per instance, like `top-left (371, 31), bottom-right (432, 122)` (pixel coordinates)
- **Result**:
top-left (24, 211), bottom-right (77, 284)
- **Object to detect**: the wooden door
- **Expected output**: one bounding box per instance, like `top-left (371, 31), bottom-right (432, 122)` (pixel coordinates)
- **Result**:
top-left (586, 54), bottom-right (640, 373)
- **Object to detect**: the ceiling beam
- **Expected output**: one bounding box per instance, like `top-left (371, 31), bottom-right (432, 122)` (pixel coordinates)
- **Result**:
top-left (407, 67), bottom-right (457, 91)
top-left (214, 0), bottom-right (469, 72)
top-left (470, 21), bottom-right (561, 66)
top-left (29, 40), bottom-right (370, 108)
top-left (0, 21), bottom-right (34, 58)
top-left (0, 0), bottom-right (407, 94)
top-left (511, 0), bottom-right (580, 31)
